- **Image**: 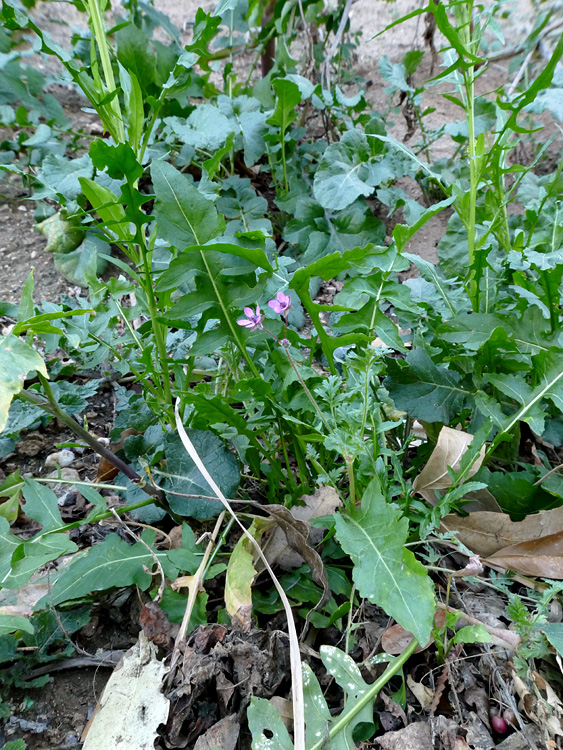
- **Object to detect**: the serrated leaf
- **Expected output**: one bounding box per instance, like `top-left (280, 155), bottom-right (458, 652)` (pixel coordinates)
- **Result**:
top-left (48, 533), bottom-right (164, 605)
top-left (151, 160), bottom-right (223, 248)
top-left (0, 334), bottom-right (48, 434)
top-left (334, 480), bottom-right (435, 644)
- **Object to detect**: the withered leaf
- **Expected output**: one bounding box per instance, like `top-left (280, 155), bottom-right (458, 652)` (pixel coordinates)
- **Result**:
top-left (265, 504), bottom-right (331, 625)
top-left (441, 507), bottom-right (563, 558)
top-left (413, 426), bottom-right (485, 506)
top-left (486, 531), bottom-right (563, 578)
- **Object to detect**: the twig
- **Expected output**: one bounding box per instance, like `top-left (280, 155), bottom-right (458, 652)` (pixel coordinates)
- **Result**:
top-left (534, 462), bottom-right (563, 486)
top-left (18, 387), bottom-right (165, 505)
top-left (507, 47), bottom-right (535, 98)
top-left (26, 650), bottom-right (125, 678)
top-left (321, 0), bottom-right (355, 90)
top-left (168, 509), bottom-right (226, 675)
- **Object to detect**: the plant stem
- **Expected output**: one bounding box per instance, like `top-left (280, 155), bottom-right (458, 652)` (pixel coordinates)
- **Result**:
top-left (20, 381), bottom-right (165, 504)
top-left (85, 0), bottom-right (125, 142)
top-left (308, 638), bottom-right (419, 750)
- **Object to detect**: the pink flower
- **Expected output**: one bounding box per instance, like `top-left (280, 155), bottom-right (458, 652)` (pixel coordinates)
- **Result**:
top-left (237, 306), bottom-right (264, 331)
top-left (268, 292), bottom-right (291, 314)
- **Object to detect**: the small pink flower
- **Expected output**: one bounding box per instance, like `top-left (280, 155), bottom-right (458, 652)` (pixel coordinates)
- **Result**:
top-left (268, 292), bottom-right (291, 314)
top-left (237, 305), bottom-right (264, 331)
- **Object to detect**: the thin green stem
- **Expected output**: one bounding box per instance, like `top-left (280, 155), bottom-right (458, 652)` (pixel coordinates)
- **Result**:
top-left (309, 638), bottom-right (419, 750)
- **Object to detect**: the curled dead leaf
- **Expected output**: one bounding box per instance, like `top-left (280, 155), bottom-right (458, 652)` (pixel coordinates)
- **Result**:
top-left (441, 506), bottom-right (563, 558)
top-left (413, 426), bottom-right (485, 506)
top-left (485, 530), bottom-right (563, 578)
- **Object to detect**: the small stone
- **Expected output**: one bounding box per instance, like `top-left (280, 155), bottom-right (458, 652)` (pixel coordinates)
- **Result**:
top-left (30, 250), bottom-right (37, 259)
top-left (57, 490), bottom-right (77, 507)
top-left (17, 205), bottom-right (27, 212)
top-left (47, 467), bottom-right (80, 497)
top-left (45, 449), bottom-right (75, 469)
top-left (85, 411), bottom-right (98, 419)
top-left (96, 437), bottom-right (110, 447)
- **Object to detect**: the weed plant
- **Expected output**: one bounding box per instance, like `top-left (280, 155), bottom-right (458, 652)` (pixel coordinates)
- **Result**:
top-left (0, 0), bottom-right (563, 745)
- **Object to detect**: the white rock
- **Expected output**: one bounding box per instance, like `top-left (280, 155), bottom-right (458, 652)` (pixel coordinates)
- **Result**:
top-left (45, 449), bottom-right (75, 469)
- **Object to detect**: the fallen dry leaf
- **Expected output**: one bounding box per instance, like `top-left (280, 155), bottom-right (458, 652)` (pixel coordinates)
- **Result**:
top-left (513, 671), bottom-right (563, 740)
top-left (413, 426), bottom-right (485, 505)
top-left (381, 610), bottom-right (446, 655)
top-left (262, 485), bottom-right (341, 570)
top-left (82, 632), bottom-right (169, 750)
top-left (441, 507), bottom-right (563, 558)
top-left (377, 721), bottom-right (432, 749)
top-left (485, 531), bottom-right (563, 578)
top-left (0, 583), bottom-right (49, 618)
top-left (193, 715), bottom-right (240, 750)
top-left (407, 676), bottom-right (435, 710)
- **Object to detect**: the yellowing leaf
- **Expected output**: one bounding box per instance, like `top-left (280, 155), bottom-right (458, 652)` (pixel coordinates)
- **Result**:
top-left (225, 521), bottom-right (261, 632)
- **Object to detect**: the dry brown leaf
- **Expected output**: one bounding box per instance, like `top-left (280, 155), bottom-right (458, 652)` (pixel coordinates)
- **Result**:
top-left (485, 531), bottom-right (563, 578)
top-left (0, 583), bottom-right (48, 617)
top-left (376, 721), bottom-right (432, 749)
top-left (441, 507), bottom-right (563, 558)
top-left (262, 486), bottom-right (341, 570)
top-left (513, 671), bottom-right (563, 740)
top-left (193, 715), bottom-right (240, 750)
top-left (407, 676), bottom-right (435, 710)
top-left (413, 426), bottom-right (485, 506)
top-left (381, 610), bottom-right (446, 655)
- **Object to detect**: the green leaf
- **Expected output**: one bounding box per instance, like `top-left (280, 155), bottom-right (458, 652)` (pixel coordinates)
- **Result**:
top-left (393, 196), bottom-right (455, 252)
top-left (313, 129), bottom-right (374, 210)
top-left (151, 160), bottom-right (223, 248)
top-left (166, 105), bottom-right (234, 151)
top-left (33, 153), bottom-right (93, 202)
top-left (302, 664), bottom-right (331, 746)
top-left (542, 623), bottom-right (563, 657)
top-left (89, 140), bottom-right (143, 182)
top-left (163, 430), bottom-right (240, 519)
top-left (203, 131), bottom-right (236, 180)
top-left (334, 480), bottom-right (435, 644)
top-left (3, 533), bottom-right (77, 589)
top-left (0, 615), bottom-right (34, 637)
top-left (384, 348), bottom-right (471, 424)
top-left (451, 625), bottom-right (492, 645)
top-left (79, 179), bottom-right (133, 245)
top-left (48, 533), bottom-right (164, 605)
top-left (267, 78), bottom-right (301, 134)
top-left (52, 233), bottom-right (108, 287)
top-left (0, 334), bottom-right (48, 434)
top-left (0, 469), bottom-right (24, 522)
top-left (248, 697), bottom-right (294, 750)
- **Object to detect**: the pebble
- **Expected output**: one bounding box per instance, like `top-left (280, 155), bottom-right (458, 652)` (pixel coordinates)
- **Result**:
top-left (45, 449), bottom-right (75, 469)
top-left (47, 467), bottom-right (81, 497)
top-left (30, 250), bottom-right (37, 259)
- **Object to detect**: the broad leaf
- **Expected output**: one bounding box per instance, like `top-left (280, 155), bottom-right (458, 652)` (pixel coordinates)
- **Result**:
top-left (0, 614), bottom-right (34, 636)
top-left (0, 334), bottom-right (48, 433)
top-left (22, 478), bottom-right (64, 532)
top-left (151, 161), bottom-right (223, 248)
top-left (248, 697), bottom-right (294, 750)
top-left (384, 347), bottom-right (471, 424)
top-left (48, 533), bottom-right (167, 605)
top-left (163, 430), bottom-right (240, 519)
top-left (334, 480), bottom-right (435, 644)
